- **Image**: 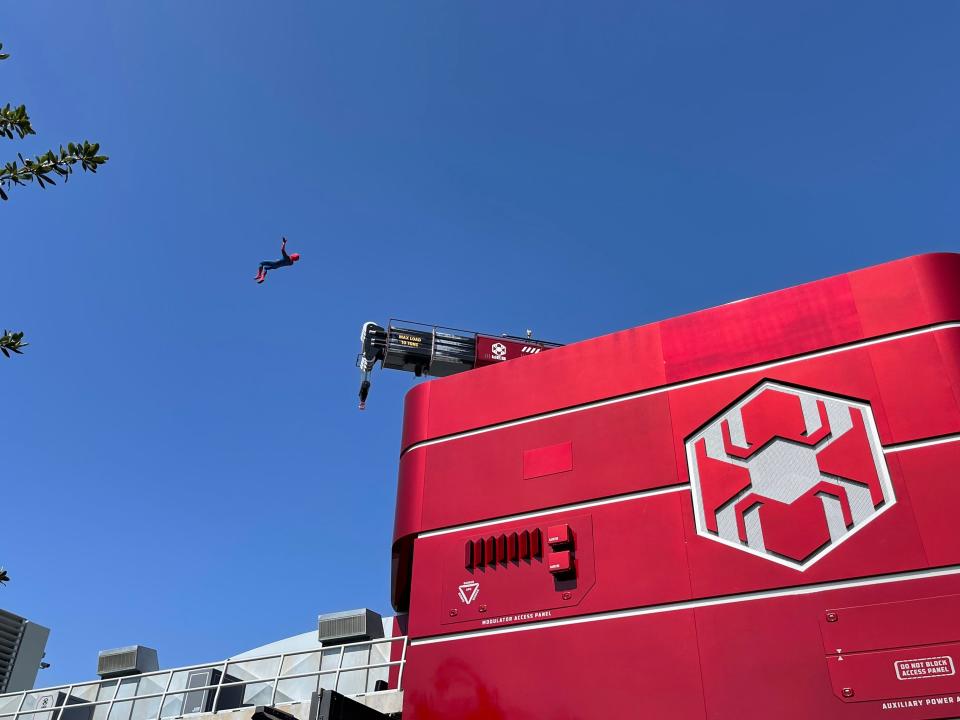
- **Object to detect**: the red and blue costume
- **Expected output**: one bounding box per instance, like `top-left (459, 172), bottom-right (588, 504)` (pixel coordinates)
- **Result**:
top-left (255, 237), bottom-right (300, 283)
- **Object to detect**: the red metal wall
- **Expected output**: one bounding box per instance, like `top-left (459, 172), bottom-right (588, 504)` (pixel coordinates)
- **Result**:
top-left (393, 253), bottom-right (960, 719)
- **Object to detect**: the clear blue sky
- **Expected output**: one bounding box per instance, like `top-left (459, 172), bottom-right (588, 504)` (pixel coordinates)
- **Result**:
top-left (2, 1), bottom-right (957, 686)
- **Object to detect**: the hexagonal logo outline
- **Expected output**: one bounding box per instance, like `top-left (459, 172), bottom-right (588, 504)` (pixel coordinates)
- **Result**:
top-left (684, 380), bottom-right (896, 571)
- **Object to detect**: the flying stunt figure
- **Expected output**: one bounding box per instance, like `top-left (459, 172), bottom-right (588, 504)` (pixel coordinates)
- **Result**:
top-left (255, 237), bottom-right (300, 284)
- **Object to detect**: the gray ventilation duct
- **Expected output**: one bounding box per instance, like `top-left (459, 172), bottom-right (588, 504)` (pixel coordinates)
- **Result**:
top-left (317, 610), bottom-right (383, 645)
top-left (97, 646), bottom-right (159, 679)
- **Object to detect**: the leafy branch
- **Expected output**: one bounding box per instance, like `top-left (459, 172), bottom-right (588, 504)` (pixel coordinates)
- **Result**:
top-left (0, 103), bottom-right (34, 140)
top-left (0, 46), bottom-right (32, 140)
top-left (0, 330), bottom-right (27, 357)
top-left (0, 41), bottom-right (108, 201)
top-left (0, 142), bottom-right (108, 200)
top-left (0, 568), bottom-right (8, 586)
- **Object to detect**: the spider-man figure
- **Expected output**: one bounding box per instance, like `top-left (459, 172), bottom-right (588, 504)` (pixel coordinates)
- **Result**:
top-left (255, 237), bottom-right (300, 283)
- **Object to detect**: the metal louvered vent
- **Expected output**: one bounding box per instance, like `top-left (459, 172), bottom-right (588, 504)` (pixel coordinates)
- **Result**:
top-left (0, 610), bottom-right (49, 694)
top-left (0, 610), bottom-right (27, 693)
top-left (317, 609), bottom-right (383, 645)
top-left (97, 646), bottom-right (159, 679)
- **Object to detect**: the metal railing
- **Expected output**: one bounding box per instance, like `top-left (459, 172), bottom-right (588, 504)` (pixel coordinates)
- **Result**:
top-left (0, 636), bottom-right (406, 720)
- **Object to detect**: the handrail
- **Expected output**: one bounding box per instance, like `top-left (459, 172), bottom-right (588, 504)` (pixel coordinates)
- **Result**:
top-left (0, 636), bottom-right (406, 720)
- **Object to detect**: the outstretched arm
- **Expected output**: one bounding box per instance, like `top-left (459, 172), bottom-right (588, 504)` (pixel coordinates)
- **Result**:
top-left (280, 236), bottom-right (290, 260)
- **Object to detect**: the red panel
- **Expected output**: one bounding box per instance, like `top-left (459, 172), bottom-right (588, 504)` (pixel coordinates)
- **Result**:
top-left (396, 253), bottom-right (960, 718)
top-left (399, 254), bottom-right (960, 449)
top-left (723, 389), bottom-right (830, 458)
top-left (438, 515), bottom-right (597, 631)
top-left (815, 409), bottom-right (885, 506)
top-left (868, 332), bottom-right (960, 444)
top-left (826, 643), bottom-right (960, 703)
top-left (522, 441), bottom-right (573, 480)
top-left (666, 349), bottom-right (890, 487)
top-left (692, 574), bottom-right (960, 719)
top-left (677, 462), bottom-right (929, 600)
top-left (399, 330), bottom-right (959, 610)
top-left (694, 436), bottom-right (752, 533)
top-left (407, 493), bottom-right (692, 639)
top-left (935, 330), bottom-right (960, 414)
top-left (848, 255), bottom-right (930, 336)
top-left (394, 447), bottom-right (426, 544)
top-left (661, 274), bottom-right (862, 383)
top-left (819, 594), bottom-right (960, 655)
top-left (392, 447), bottom-right (427, 611)
top-left (804, 575), bottom-right (960, 718)
top-left (665, 329), bottom-right (960, 463)
top-left (915, 253), bottom-right (960, 321)
top-left (695, 594), bottom-right (842, 719)
top-left (401, 342), bottom-right (960, 610)
top-left (417, 322), bottom-right (666, 447)
top-left (419, 393), bottom-right (677, 531)
top-left (847, 254), bottom-right (960, 336)
top-left (734, 489), bottom-right (833, 563)
top-left (401, 382), bottom-right (431, 453)
top-left (402, 611), bottom-right (706, 720)
top-left (897, 443), bottom-right (960, 567)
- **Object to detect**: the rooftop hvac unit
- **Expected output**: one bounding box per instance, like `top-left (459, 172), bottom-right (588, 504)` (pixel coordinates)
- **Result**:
top-left (96, 646), bottom-right (159, 679)
top-left (317, 609), bottom-right (383, 645)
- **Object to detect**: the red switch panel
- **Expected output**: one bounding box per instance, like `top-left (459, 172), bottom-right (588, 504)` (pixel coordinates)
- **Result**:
top-left (440, 514), bottom-right (595, 628)
top-left (548, 550), bottom-right (573, 574)
top-left (547, 524), bottom-right (571, 547)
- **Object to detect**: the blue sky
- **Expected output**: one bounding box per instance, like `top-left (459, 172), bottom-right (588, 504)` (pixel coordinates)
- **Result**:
top-left (2, 1), bottom-right (958, 686)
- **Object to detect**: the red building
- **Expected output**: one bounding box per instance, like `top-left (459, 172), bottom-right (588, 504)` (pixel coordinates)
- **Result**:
top-left (392, 253), bottom-right (960, 719)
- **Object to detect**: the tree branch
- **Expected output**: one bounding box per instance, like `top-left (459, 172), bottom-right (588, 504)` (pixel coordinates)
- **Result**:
top-left (0, 103), bottom-right (34, 140)
top-left (0, 141), bottom-right (108, 200)
top-left (0, 330), bottom-right (27, 357)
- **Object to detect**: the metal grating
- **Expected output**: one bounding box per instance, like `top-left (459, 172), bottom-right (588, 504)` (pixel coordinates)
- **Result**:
top-left (317, 609), bottom-right (383, 645)
top-left (97, 649), bottom-right (137, 677)
top-left (0, 610), bottom-right (26, 694)
top-left (97, 646), bottom-right (158, 678)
